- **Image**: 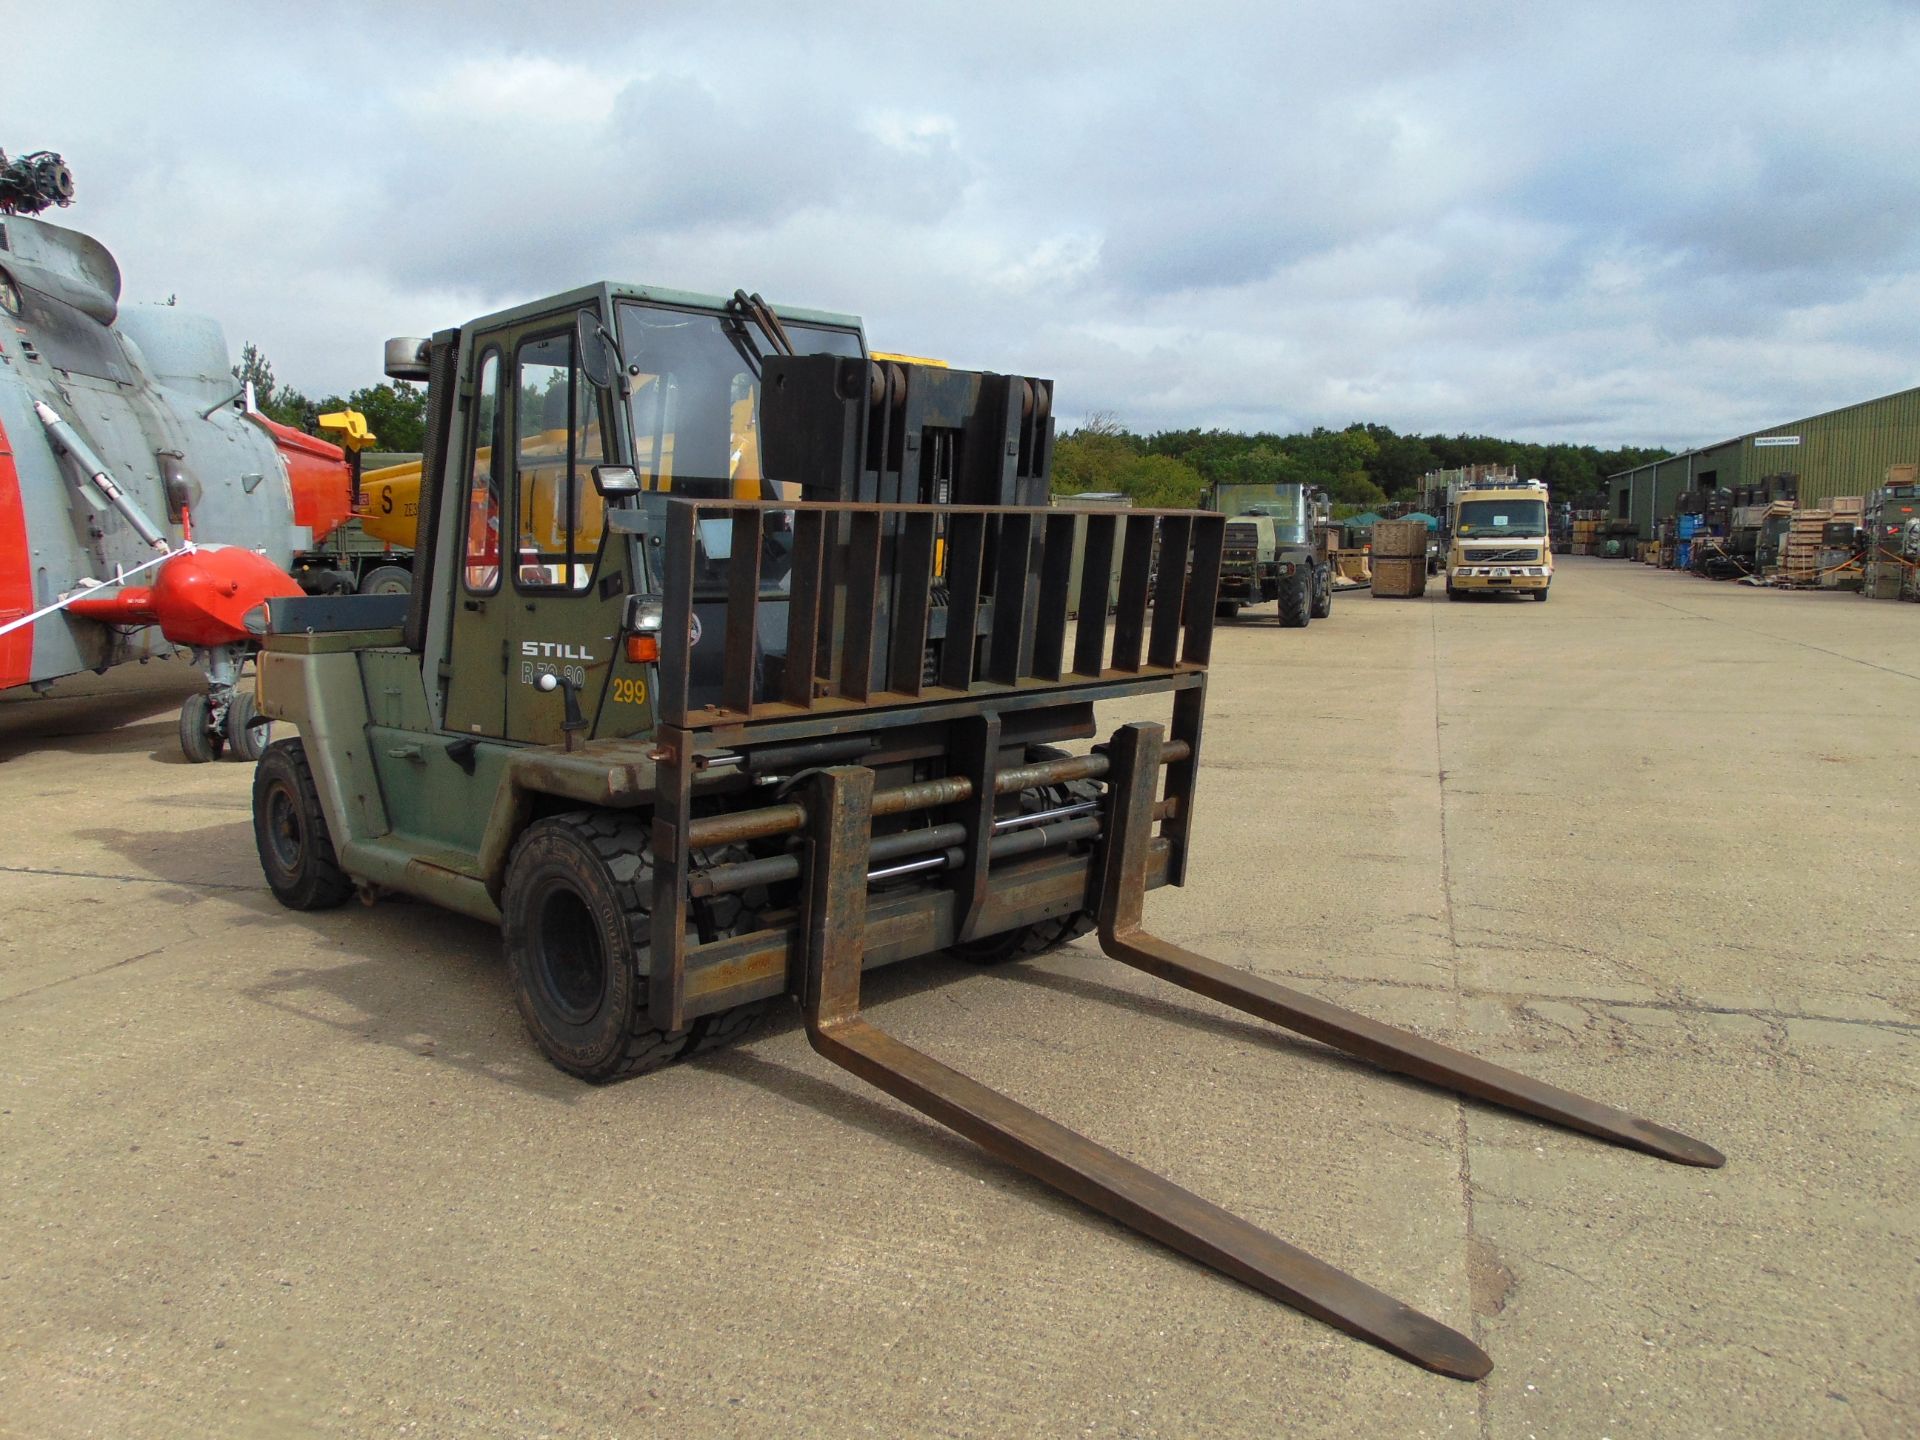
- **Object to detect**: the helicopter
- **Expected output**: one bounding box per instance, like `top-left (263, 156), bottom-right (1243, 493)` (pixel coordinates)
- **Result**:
top-left (0, 148), bottom-right (365, 761)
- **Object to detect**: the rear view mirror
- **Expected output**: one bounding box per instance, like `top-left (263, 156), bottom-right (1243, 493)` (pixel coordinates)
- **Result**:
top-left (592, 465), bottom-right (639, 497)
top-left (575, 307), bottom-right (621, 390)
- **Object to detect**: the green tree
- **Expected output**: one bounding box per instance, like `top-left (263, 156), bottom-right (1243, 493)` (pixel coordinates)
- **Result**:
top-left (1110, 451), bottom-right (1206, 508)
top-left (231, 341), bottom-right (312, 429)
top-left (1052, 422), bottom-right (1145, 495)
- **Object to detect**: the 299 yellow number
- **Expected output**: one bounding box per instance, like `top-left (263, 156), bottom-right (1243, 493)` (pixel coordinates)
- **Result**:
top-left (610, 677), bottom-right (648, 706)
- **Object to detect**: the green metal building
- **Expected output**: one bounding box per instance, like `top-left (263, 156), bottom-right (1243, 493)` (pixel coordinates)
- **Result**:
top-left (1607, 385), bottom-right (1920, 534)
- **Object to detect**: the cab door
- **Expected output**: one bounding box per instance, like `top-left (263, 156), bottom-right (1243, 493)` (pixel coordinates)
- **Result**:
top-left (443, 336), bottom-right (510, 737)
top-left (498, 324), bottom-right (618, 745)
top-left (444, 317), bottom-right (618, 743)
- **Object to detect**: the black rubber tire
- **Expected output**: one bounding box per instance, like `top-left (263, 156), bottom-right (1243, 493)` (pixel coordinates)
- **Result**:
top-left (1446, 585), bottom-right (1463, 602)
top-left (503, 812), bottom-right (693, 1082)
top-left (950, 909), bottom-right (1097, 966)
top-left (179, 693), bottom-right (223, 763)
top-left (683, 998), bottom-right (773, 1057)
top-left (252, 738), bottom-right (354, 910)
top-left (950, 746), bottom-right (1099, 966)
top-left (1214, 600), bottom-right (1241, 619)
top-left (1532, 587), bottom-right (1549, 602)
top-left (1310, 565), bottom-right (1333, 619)
top-left (1278, 570), bottom-right (1312, 627)
top-left (224, 689), bottom-right (268, 761)
top-left (502, 812), bottom-right (760, 1082)
top-left (358, 564), bottom-right (412, 595)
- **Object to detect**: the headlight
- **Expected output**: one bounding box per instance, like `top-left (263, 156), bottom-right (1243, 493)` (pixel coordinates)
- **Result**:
top-left (626, 596), bottom-right (664, 632)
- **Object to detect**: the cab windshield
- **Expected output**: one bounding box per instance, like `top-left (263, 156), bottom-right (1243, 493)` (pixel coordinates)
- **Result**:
top-left (1456, 499), bottom-right (1547, 538)
top-left (614, 302), bottom-right (862, 501)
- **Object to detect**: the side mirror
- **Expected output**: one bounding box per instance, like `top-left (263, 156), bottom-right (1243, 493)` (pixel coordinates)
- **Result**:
top-left (575, 307), bottom-right (621, 390)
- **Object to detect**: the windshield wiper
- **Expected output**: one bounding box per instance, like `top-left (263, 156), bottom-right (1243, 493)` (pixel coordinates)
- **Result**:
top-left (726, 290), bottom-right (796, 370)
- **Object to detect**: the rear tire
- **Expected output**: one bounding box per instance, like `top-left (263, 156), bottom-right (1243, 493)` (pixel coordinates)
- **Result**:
top-left (1309, 565), bottom-right (1333, 619)
top-left (179, 693), bottom-right (224, 763)
top-left (1214, 600), bottom-right (1241, 619)
top-left (1278, 570), bottom-right (1311, 627)
top-left (358, 564), bottom-right (412, 595)
top-left (253, 738), bottom-right (353, 910)
top-left (950, 746), bottom-right (1098, 966)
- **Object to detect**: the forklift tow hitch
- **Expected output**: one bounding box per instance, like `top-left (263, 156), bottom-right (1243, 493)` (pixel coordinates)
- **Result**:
top-left (790, 721), bottom-right (1723, 1381)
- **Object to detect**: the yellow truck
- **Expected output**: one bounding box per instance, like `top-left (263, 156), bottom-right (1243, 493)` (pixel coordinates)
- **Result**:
top-left (1445, 478), bottom-right (1554, 601)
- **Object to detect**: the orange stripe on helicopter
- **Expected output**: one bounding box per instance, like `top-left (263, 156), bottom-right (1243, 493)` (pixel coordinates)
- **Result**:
top-left (0, 413), bottom-right (34, 689)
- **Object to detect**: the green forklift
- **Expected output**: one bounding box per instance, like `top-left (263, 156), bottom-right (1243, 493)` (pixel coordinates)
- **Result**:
top-left (247, 283), bottom-right (1721, 1381)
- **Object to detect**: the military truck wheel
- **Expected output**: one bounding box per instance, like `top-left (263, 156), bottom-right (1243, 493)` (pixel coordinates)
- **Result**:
top-left (1214, 600), bottom-right (1241, 619)
top-left (224, 690), bottom-right (268, 761)
top-left (1310, 566), bottom-right (1333, 619)
top-left (503, 813), bottom-right (695, 1083)
top-left (950, 746), bottom-right (1098, 966)
top-left (1278, 570), bottom-right (1312, 628)
top-left (179, 693), bottom-right (224, 763)
top-left (252, 738), bottom-right (354, 910)
top-left (358, 564), bottom-right (412, 595)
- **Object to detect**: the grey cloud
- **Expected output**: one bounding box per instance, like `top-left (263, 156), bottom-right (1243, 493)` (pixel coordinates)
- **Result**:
top-left (13, 0), bottom-right (1920, 448)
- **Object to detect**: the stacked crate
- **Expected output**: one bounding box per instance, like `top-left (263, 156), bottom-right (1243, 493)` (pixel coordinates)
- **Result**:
top-left (1776, 497), bottom-right (1862, 585)
top-left (1571, 512), bottom-right (1604, 555)
top-left (1370, 520), bottom-right (1428, 597)
top-left (1777, 506), bottom-right (1830, 585)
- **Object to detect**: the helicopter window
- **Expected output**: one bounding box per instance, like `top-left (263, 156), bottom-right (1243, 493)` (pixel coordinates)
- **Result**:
top-left (512, 330), bottom-right (607, 593)
top-left (461, 347), bottom-right (503, 594)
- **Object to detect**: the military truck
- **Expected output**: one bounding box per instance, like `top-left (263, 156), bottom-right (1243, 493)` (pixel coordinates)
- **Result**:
top-left (1210, 481), bottom-right (1334, 625)
top-left (246, 282), bottom-right (1721, 1380)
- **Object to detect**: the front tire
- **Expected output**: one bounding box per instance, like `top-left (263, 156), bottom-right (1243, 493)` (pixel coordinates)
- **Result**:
top-left (1214, 600), bottom-right (1241, 619)
top-left (179, 693), bottom-right (224, 763)
top-left (950, 746), bottom-right (1098, 966)
top-left (1533, 587), bottom-right (1550, 602)
top-left (502, 813), bottom-right (756, 1082)
top-left (224, 689), bottom-right (268, 761)
top-left (253, 738), bottom-right (353, 910)
top-left (1278, 570), bottom-right (1312, 627)
top-left (503, 814), bottom-right (689, 1082)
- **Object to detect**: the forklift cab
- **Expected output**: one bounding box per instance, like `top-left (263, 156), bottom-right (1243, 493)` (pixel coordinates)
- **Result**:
top-left (436, 288), bottom-right (865, 746)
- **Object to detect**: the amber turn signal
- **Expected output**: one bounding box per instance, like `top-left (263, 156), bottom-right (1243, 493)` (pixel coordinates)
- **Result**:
top-left (625, 634), bottom-right (660, 663)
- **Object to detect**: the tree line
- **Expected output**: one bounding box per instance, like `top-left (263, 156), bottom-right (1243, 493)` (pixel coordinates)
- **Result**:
top-left (230, 342), bottom-right (1671, 509)
top-left (1051, 413), bottom-right (1670, 513)
top-left (232, 342), bottom-right (428, 453)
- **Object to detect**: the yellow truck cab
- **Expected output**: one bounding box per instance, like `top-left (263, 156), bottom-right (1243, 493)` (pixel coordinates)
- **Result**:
top-left (1445, 478), bottom-right (1553, 601)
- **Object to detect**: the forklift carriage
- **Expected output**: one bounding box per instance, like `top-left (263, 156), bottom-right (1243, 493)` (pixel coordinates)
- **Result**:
top-left (252, 291), bottom-right (1721, 1381)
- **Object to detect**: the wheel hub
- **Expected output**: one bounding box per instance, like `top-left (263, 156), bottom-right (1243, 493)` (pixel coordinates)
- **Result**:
top-left (535, 886), bottom-right (607, 1024)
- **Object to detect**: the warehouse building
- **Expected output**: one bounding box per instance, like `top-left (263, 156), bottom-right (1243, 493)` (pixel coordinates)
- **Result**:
top-left (1608, 385), bottom-right (1920, 536)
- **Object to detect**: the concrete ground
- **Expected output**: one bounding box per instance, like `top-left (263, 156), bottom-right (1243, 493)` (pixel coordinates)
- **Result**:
top-left (0, 560), bottom-right (1914, 1439)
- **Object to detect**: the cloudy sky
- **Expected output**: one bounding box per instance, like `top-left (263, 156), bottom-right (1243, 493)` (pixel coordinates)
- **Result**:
top-left (14, 1), bottom-right (1919, 448)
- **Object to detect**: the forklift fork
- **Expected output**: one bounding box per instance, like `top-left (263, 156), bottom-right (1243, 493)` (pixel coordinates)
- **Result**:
top-left (790, 728), bottom-right (1723, 1381)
